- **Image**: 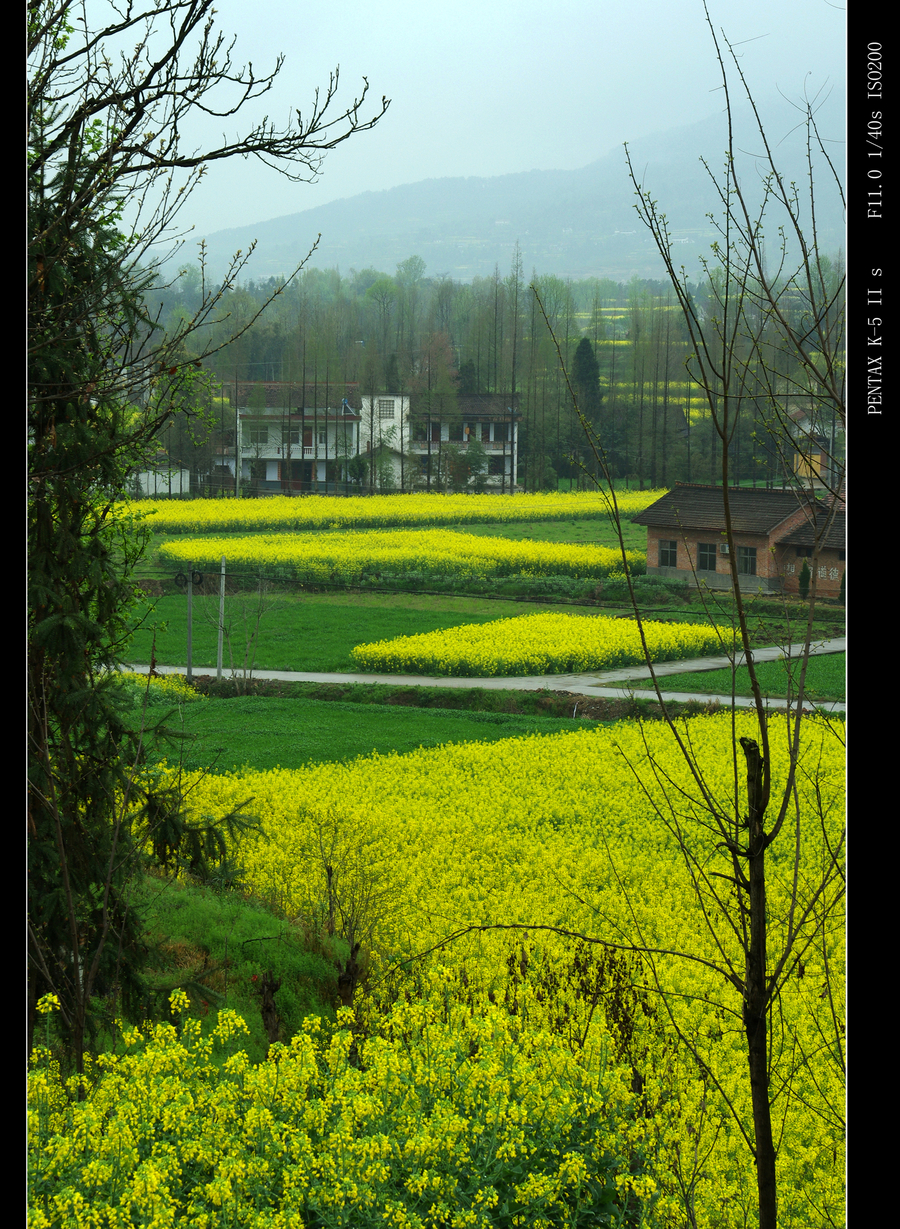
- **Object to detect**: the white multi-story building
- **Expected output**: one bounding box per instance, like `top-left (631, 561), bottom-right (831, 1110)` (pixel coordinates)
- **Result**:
top-left (214, 382), bottom-right (362, 494)
top-left (212, 383), bottom-right (520, 494)
top-left (359, 392), bottom-right (520, 492)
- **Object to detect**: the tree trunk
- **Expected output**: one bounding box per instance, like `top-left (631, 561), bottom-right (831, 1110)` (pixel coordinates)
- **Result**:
top-left (259, 970), bottom-right (282, 1055)
top-left (741, 737), bottom-right (778, 1229)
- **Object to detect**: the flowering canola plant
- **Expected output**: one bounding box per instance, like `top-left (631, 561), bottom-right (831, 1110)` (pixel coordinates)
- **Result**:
top-left (30, 996), bottom-right (648, 1228)
top-left (351, 610), bottom-right (725, 676)
top-left (159, 528), bottom-right (644, 583)
top-left (115, 671), bottom-right (205, 703)
top-left (136, 489), bottom-right (667, 535)
top-left (30, 714), bottom-right (844, 1226)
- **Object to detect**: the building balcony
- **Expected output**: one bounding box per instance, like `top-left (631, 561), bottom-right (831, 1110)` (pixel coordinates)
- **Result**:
top-left (241, 445), bottom-right (348, 459)
top-left (408, 439), bottom-right (514, 453)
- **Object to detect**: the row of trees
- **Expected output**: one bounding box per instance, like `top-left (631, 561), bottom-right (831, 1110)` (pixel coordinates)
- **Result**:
top-left (145, 252), bottom-right (842, 494)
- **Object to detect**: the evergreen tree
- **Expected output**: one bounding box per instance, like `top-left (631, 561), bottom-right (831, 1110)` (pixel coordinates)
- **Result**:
top-left (458, 359), bottom-right (479, 396)
top-left (28, 0), bottom-right (387, 1066)
top-left (571, 337), bottom-right (602, 423)
top-left (384, 353), bottom-right (402, 394)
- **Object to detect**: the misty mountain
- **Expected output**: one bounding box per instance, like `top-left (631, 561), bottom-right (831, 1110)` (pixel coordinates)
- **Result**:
top-left (182, 94), bottom-right (844, 285)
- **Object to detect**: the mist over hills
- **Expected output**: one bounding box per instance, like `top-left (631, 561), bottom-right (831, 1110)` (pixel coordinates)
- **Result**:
top-left (182, 94), bottom-right (844, 286)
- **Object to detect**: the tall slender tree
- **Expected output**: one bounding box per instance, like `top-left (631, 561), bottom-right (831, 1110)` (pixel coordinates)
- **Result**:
top-left (536, 8), bottom-right (845, 1223)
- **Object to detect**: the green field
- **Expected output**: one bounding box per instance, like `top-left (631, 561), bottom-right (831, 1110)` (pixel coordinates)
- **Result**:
top-left (456, 518), bottom-right (647, 550)
top-left (130, 517), bottom-right (844, 685)
top-left (128, 591), bottom-right (598, 673)
top-left (129, 586), bottom-right (844, 675)
top-left (143, 695), bottom-right (591, 774)
top-left (622, 651), bottom-right (845, 701)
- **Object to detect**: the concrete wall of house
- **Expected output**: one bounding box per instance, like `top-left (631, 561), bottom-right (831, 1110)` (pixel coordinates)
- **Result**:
top-left (770, 505), bottom-right (845, 597)
top-left (236, 410), bottom-right (361, 492)
top-left (358, 397), bottom-right (408, 449)
top-left (134, 468), bottom-right (191, 496)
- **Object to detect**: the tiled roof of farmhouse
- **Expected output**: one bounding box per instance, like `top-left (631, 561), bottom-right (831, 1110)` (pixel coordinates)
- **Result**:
top-left (408, 392), bottom-right (520, 419)
top-left (456, 394), bottom-right (520, 417)
top-left (778, 511), bottom-right (845, 550)
top-left (235, 381), bottom-right (360, 410)
top-left (632, 484), bottom-right (833, 536)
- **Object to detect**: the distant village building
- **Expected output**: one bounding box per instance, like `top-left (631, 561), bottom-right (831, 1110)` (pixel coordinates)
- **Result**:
top-left (407, 394), bottom-right (520, 492)
top-left (207, 383), bottom-right (519, 493)
top-left (211, 382), bottom-right (363, 495)
top-left (632, 483), bottom-right (845, 597)
top-left (786, 400), bottom-right (844, 492)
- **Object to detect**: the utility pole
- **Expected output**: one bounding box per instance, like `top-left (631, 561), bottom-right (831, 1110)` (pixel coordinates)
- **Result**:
top-left (216, 556), bottom-right (225, 680)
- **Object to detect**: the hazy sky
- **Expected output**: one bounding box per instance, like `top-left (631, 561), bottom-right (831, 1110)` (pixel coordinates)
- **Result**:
top-left (168, 0), bottom-right (845, 238)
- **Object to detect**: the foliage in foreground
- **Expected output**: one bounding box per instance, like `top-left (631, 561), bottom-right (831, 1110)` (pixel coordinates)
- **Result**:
top-left (28, 0), bottom-right (389, 1068)
top-left (351, 611), bottom-right (727, 676)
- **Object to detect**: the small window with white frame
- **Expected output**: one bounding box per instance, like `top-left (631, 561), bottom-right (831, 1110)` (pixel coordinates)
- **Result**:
top-left (378, 399), bottom-right (395, 419)
top-left (659, 540), bottom-right (677, 568)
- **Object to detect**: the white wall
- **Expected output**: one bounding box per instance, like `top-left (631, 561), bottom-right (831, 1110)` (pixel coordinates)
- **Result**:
top-left (133, 468), bottom-right (191, 495)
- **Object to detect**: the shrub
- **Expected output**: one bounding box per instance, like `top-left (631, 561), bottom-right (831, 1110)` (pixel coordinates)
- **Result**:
top-left (799, 559), bottom-right (811, 600)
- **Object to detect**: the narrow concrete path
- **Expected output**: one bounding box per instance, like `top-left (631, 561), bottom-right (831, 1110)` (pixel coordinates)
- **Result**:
top-left (125, 638), bottom-right (845, 715)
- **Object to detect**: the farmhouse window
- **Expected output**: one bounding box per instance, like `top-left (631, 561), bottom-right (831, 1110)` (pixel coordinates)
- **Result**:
top-left (737, 546), bottom-right (757, 576)
top-left (247, 428), bottom-right (269, 446)
top-left (282, 428), bottom-right (300, 446)
top-left (795, 547), bottom-right (812, 557)
top-left (697, 543), bottom-right (717, 571)
top-left (659, 540), bottom-right (677, 568)
top-left (378, 399), bottom-right (395, 419)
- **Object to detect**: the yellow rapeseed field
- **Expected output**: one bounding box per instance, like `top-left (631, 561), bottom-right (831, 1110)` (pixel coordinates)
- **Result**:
top-left (351, 610), bottom-right (725, 675)
top-left (135, 489), bottom-right (667, 535)
top-left (30, 714), bottom-right (844, 1226)
top-left (159, 528), bottom-right (644, 582)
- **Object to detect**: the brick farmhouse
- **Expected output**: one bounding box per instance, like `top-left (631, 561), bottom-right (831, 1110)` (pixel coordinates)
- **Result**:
top-left (632, 484), bottom-right (845, 597)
